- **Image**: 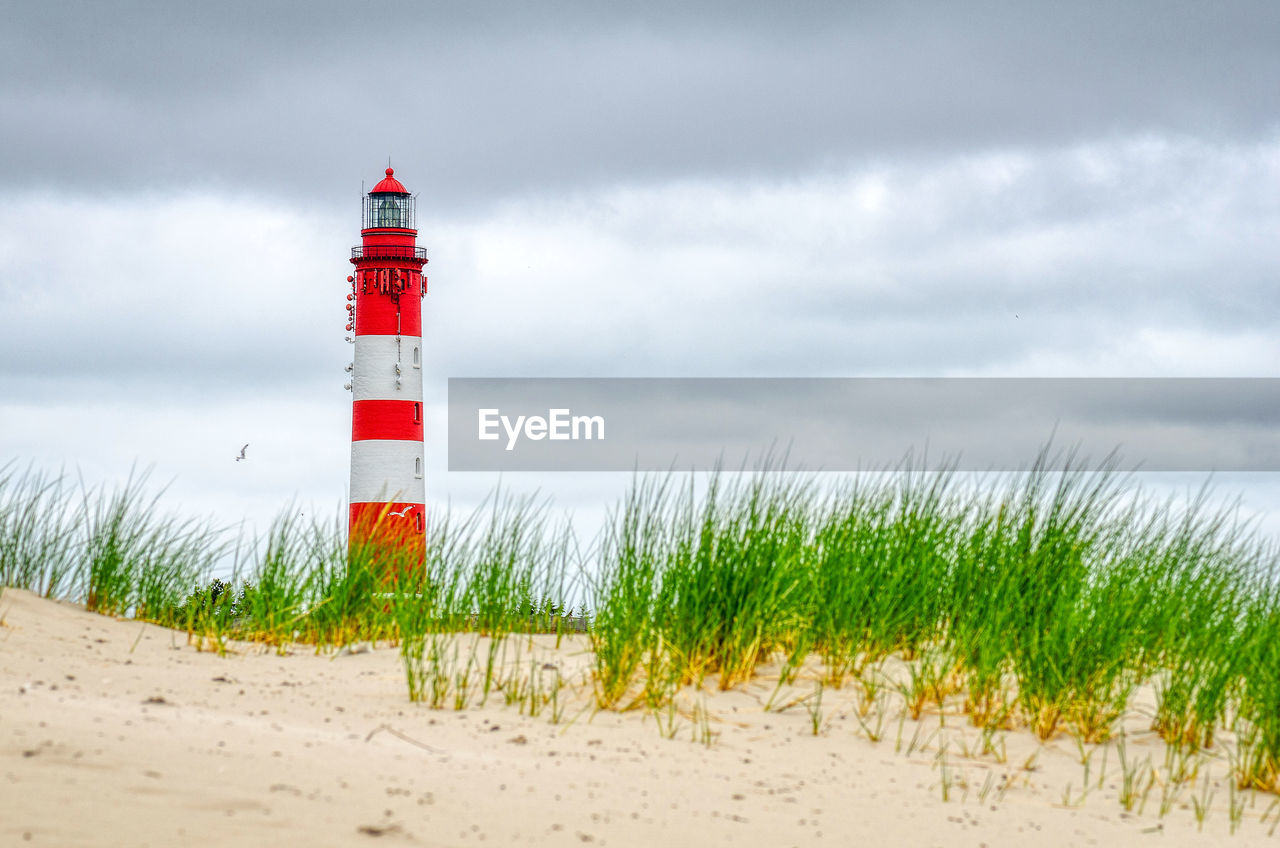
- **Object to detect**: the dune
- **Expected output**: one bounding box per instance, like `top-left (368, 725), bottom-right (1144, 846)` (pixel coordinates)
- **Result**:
top-left (1, 587), bottom-right (1273, 846)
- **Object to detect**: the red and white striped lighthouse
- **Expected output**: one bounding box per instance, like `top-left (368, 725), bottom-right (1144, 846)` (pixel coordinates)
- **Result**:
top-left (346, 167), bottom-right (428, 548)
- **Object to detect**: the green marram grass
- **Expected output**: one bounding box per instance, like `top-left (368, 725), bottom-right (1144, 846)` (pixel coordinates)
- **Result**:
top-left (587, 453), bottom-right (1280, 794)
top-left (3, 454), bottom-right (1279, 797)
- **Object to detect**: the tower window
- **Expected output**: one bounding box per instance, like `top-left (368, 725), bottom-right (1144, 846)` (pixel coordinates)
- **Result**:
top-left (413, 346), bottom-right (420, 368)
top-left (414, 457), bottom-right (423, 478)
top-left (363, 193), bottom-right (415, 229)
top-left (414, 402), bottom-right (421, 423)
top-left (416, 512), bottom-right (423, 533)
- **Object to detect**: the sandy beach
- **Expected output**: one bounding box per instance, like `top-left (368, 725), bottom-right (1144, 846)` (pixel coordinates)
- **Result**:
top-left (2, 586), bottom-right (1276, 847)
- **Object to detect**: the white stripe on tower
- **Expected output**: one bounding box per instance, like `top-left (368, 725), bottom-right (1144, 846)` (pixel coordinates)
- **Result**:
top-left (349, 440), bottom-right (425, 504)
top-left (352, 335), bottom-right (424, 402)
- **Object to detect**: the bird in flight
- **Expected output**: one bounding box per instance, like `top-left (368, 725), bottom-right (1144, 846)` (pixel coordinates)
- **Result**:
top-left (235, 444), bottom-right (249, 462)
top-left (388, 506), bottom-right (412, 518)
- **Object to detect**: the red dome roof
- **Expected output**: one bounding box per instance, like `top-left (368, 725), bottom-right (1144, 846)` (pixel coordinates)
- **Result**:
top-left (371, 167), bottom-right (408, 194)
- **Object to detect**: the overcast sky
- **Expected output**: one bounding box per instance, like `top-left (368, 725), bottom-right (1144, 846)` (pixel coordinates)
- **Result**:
top-left (2, 1), bottom-right (1278, 549)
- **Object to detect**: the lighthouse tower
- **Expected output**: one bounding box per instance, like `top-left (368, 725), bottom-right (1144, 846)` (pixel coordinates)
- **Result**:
top-left (347, 168), bottom-right (428, 548)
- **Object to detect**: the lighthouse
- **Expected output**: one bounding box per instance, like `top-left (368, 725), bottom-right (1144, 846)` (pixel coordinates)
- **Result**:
top-left (347, 167), bottom-right (428, 551)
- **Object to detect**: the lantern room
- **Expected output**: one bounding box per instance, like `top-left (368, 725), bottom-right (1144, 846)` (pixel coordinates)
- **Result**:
top-left (362, 168), bottom-right (416, 231)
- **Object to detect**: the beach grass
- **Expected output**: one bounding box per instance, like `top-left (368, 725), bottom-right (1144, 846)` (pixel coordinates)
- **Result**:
top-left (3, 453), bottom-right (1279, 801)
top-left (587, 453), bottom-right (1280, 794)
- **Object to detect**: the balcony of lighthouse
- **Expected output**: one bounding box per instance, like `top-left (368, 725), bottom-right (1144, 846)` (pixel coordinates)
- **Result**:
top-left (350, 245), bottom-right (429, 261)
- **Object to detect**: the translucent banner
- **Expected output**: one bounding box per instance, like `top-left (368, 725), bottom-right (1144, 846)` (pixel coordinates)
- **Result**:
top-left (447, 378), bottom-right (1280, 472)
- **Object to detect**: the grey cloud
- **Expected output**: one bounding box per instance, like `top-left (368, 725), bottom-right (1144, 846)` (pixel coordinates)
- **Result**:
top-left (2, 2), bottom-right (1279, 207)
top-left (2, 133), bottom-right (1274, 401)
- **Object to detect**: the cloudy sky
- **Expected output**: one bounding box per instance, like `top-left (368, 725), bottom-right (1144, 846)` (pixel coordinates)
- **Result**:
top-left (2, 1), bottom-right (1278, 548)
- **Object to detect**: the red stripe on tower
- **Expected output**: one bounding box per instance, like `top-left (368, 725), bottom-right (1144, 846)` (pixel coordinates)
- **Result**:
top-left (351, 399), bottom-right (424, 442)
top-left (347, 167), bottom-right (428, 563)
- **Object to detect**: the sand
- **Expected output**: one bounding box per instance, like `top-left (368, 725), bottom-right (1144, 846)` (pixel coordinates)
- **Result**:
top-left (1, 586), bottom-right (1275, 847)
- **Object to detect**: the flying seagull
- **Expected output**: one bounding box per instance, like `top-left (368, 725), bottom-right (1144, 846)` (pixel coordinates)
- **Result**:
top-left (235, 444), bottom-right (248, 462)
top-left (388, 506), bottom-right (412, 518)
